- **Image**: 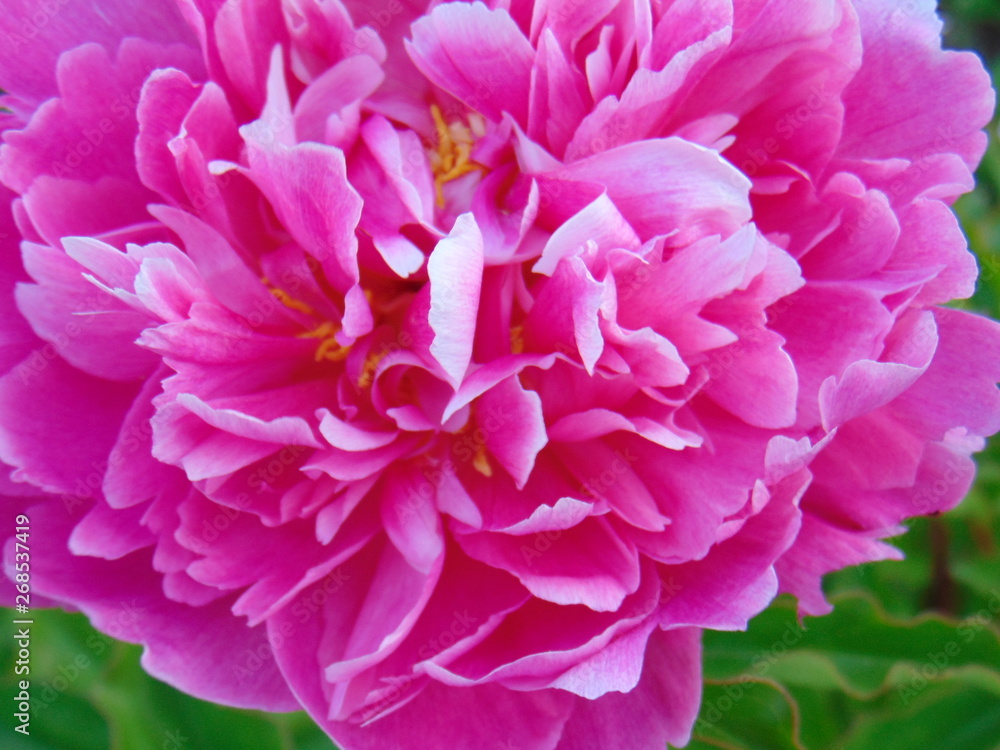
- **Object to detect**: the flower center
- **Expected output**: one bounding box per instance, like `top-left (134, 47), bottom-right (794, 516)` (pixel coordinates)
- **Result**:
top-left (429, 104), bottom-right (487, 208)
top-left (268, 285), bottom-right (351, 362)
top-left (358, 347), bottom-right (388, 389)
top-left (299, 320), bottom-right (351, 362)
top-left (458, 414), bottom-right (494, 477)
top-left (510, 325), bottom-right (525, 355)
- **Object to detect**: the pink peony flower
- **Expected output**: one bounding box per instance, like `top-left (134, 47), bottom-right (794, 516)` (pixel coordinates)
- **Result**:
top-left (2, 0), bottom-right (998, 747)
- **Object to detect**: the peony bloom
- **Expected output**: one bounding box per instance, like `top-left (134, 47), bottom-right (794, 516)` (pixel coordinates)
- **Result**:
top-left (2, 0), bottom-right (998, 747)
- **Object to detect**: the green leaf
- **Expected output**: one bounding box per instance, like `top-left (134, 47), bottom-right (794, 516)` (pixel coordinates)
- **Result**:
top-left (839, 680), bottom-right (1000, 750)
top-left (685, 678), bottom-right (804, 750)
top-left (705, 593), bottom-right (1000, 697)
top-left (89, 640), bottom-right (332, 750)
top-left (700, 592), bottom-right (1000, 748)
top-left (5, 692), bottom-right (109, 750)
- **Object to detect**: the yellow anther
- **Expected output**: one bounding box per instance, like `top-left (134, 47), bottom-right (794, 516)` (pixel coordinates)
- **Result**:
top-left (270, 286), bottom-right (317, 317)
top-left (431, 104), bottom-right (452, 153)
top-left (510, 325), bottom-right (525, 355)
top-left (315, 337), bottom-right (351, 362)
top-left (457, 407), bottom-right (494, 476)
top-left (472, 444), bottom-right (493, 477)
top-left (439, 143), bottom-right (473, 183)
top-left (358, 347), bottom-right (389, 389)
top-left (296, 320), bottom-right (350, 362)
top-left (297, 320), bottom-right (336, 339)
top-left (263, 280), bottom-right (355, 363)
top-left (429, 104), bottom-right (485, 209)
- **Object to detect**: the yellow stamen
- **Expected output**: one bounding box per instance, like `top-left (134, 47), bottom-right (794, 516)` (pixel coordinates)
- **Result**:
top-left (261, 279), bottom-right (359, 363)
top-left (270, 286), bottom-right (317, 316)
top-left (358, 347), bottom-right (389, 389)
top-left (429, 104), bottom-right (485, 209)
top-left (472, 444), bottom-right (493, 477)
top-left (296, 320), bottom-right (351, 362)
top-left (315, 337), bottom-right (352, 362)
top-left (431, 104), bottom-right (453, 157)
top-left (510, 325), bottom-right (525, 355)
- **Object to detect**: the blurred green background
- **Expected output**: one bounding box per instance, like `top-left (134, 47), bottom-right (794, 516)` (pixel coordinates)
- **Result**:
top-left (3, 2), bottom-right (1000, 748)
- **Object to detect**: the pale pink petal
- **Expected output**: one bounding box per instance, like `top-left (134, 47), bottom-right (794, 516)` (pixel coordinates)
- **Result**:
top-left (428, 213), bottom-right (485, 386)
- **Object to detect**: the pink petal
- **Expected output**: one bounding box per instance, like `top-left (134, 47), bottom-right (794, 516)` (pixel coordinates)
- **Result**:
top-left (428, 213), bottom-right (485, 386)
top-left (539, 138), bottom-right (751, 244)
top-left (777, 514), bottom-right (902, 616)
top-left (0, 3), bottom-right (196, 104)
top-left (457, 516), bottom-right (641, 612)
top-left (407, 2), bottom-right (535, 127)
top-left (477, 375), bottom-right (548, 489)
top-left (554, 628), bottom-right (702, 750)
top-left (0, 356), bottom-right (136, 495)
top-left (17, 500), bottom-right (296, 710)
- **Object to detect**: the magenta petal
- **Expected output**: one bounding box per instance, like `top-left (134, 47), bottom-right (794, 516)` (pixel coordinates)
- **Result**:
top-left (380, 469), bottom-right (446, 575)
top-left (69, 501), bottom-right (155, 560)
top-left (0, 192), bottom-right (36, 377)
top-left (533, 194), bottom-right (640, 277)
top-left (554, 628), bottom-right (701, 750)
top-left (20, 501), bottom-right (297, 710)
top-left (241, 138), bottom-right (363, 296)
top-left (819, 310), bottom-right (938, 430)
top-left (295, 54), bottom-right (385, 143)
top-left (0, 2), bottom-right (196, 104)
top-left (457, 516), bottom-right (641, 612)
top-left (477, 375), bottom-right (547, 489)
top-left (149, 205), bottom-right (288, 321)
top-left (773, 282), bottom-right (894, 427)
top-left (422, 580), bottom-right (661, 694)
top-left (547, 620), bottom-right (657, 698)
top-left (21, 175), bottom-right (155, 249)
top-left (704, 327), bottom-right (798, 429)
top-left (176, 393), bottom-right (322, 447)
top-left (494, 497), bottom-right (593, 535)
top-left (407, 2), bottom-right (535, 127)
top-left (777, 514), bottom-right (903, 616)
top-left (320, 540), bottom-right (443, 692)
top-left (1, 1), bottom-right (997, 747)
top-left (658, 475), bottom-right (804, 631)
top-left (839, 0), bottom-right (994, 171)
top-left (318, 409), bottom-right (399, 451)
top-left (0, 357), bottom-right (136, 495)
top-left (343, 680), bottom-right (572, 750)
top-left (151, 392), bottom-right (318, 483)
top-left (360, 114), bottom-right (435, 227)
top-left (270, 568), bottom-right (574, 748)
top-left (441, 353), bottom-right (558, 422)
top-left (541, 138), bottom-right (751, 243)
top-left (529, 28), bottom-right (590, 157)
top-left (526, 255), bottom-right (606, 373)
top-left (3, 38), bottom-right (202, 193)
top-left (213, 0), bottom-right (286, 113)
top-left (17, 240), bottom-right (158, 382)
top-left (135, 68), bottom-right (203, 205)
top-left (890, 308), bottom-right (1000, 440)
top-left (104, 367), bottom-right (184, 509)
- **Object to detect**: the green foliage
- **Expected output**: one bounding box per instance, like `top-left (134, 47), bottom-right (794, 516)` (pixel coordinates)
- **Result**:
top-left (690, 594), bottom-right (1000, 749)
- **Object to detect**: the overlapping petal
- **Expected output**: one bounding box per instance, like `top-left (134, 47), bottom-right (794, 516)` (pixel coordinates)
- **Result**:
top-left (1, 1), bottom-right (998, 749)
